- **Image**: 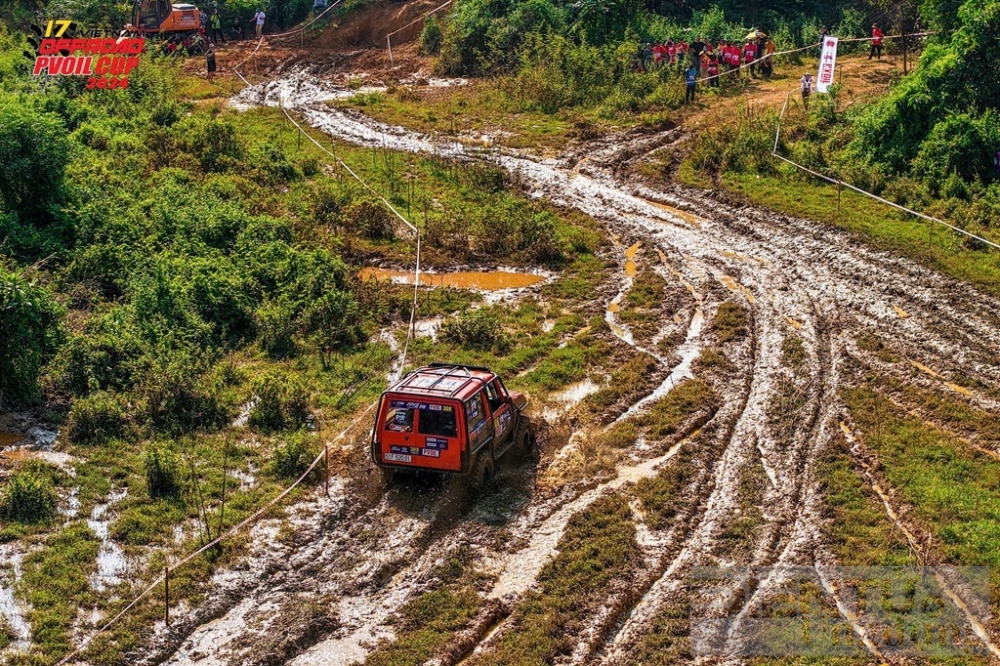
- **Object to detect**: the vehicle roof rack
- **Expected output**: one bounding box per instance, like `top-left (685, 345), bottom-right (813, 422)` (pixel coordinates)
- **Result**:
top-left (394, 363), bottom-right (493, 398)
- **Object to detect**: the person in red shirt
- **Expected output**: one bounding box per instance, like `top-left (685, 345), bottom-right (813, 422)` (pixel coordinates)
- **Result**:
top-left (869, 23), bottom-right (884, 60)
top-left (707, 54), bottom-right (720, 87)
top-left (743, 39), bottom-right (757, 76)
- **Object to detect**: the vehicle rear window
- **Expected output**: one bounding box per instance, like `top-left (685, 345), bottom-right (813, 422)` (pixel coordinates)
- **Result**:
top-left (418, 407), bottom-right (457, 438)
top-left (384, 408), bottom-right (413, 432)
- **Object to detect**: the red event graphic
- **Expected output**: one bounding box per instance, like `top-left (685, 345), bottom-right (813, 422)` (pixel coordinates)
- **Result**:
top-left (31, 32), bottom-right (144, 88)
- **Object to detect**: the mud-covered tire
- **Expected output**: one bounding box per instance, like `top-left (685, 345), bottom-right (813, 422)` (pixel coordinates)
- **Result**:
top-left (515, 415), bottom-right (537, 459)
top-left (470, 451), bottom-right (495, 492)
top-left (380, 466), bottom-right (396, 485)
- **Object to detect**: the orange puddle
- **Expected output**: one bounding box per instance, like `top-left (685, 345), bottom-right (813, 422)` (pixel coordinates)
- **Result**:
top-left (360, 267), bottom-right (543, 290)
top-left (892, 305), bottom-right (910, 319)
top-left (909, 360), bottom-right (974, 397)
top-left (719, 275), bottom-right (755, 303)
top-left (0, 432), bottom-right (25, 447)
top-left (624, 242), bottom-right (641, 278)
top-left (645, 199), bottom-right (704, 229)
top-left (785, 317), bottom-right (803, 329)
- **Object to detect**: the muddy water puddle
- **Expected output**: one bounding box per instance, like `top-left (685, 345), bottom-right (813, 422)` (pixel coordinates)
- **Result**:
top-left (540, 378), bottom-right (602, 421)
top-left (0, 432), bottom-right (25, 447)
top-left (360, 267), bottom-right (544, 291)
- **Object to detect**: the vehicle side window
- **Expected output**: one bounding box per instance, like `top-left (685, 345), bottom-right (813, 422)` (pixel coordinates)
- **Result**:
top-left (418, 406), bottom-right (457, 438)
top-left (465, 393), bottom-right (486, 434)
top-left (484, 383), bottom-right (503, 412)
top-left (384, 408), bottom-right (413, 432)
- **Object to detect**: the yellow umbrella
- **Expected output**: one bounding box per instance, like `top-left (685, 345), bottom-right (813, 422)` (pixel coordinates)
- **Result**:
top-left (745, 30), bottom-right (759, 41)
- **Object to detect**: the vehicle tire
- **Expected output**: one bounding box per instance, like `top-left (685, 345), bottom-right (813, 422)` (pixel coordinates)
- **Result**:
top-left (515, 415), bottom-right (537, 459)
top-left (380, 466), bottom-right (395, 486)
top-left (470, 451), bottom-right (495, 493)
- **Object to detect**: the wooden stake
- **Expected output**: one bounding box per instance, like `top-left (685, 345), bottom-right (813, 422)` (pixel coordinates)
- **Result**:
top-left (324, 444), bottom-right (330, 497)
top-left (164, 566), bottom-right (170, 626)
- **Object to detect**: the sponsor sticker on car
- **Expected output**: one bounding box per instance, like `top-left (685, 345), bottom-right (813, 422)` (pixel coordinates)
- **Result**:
top-left (385, 452), bottom-right (412, 463)
top-left (421, 449), bottom-right (440, 458)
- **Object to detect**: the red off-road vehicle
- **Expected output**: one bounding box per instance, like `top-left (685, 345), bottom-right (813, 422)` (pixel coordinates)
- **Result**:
top-left (371, 363), bottom-right (535, 488)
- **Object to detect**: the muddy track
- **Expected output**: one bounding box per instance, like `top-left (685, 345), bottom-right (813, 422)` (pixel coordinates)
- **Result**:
top-left (135, 74), bottom-right (1000, 666)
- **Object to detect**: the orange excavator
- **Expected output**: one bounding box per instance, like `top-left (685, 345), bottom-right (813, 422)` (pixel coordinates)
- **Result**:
top-left (126, 0), bottom-right (201, 37)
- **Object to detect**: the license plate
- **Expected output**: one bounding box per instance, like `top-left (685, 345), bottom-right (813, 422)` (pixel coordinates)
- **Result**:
top-left (384, 453), bottom-right (411, 463)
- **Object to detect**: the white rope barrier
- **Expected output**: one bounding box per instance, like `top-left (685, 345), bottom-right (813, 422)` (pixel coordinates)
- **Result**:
top-left (771, 95), bottom-right (1000, 252)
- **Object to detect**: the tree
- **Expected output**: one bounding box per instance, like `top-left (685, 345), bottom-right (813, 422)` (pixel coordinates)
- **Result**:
top-left (0, 102), bottom-right (71, 223)
top-left (0, 265), bottom-right (62, 407)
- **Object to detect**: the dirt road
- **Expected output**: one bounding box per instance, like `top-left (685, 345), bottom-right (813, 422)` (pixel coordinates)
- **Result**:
top-left (135, 71), bottom-right (1000, 666)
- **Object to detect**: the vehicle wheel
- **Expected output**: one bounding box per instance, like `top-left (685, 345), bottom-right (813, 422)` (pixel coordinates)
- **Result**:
top-left (380, 466), bottom-right (395, 486)
top-left (515, 415), bottom-right (537, 459)
top-left (470, 451), bottom-right (495, 492)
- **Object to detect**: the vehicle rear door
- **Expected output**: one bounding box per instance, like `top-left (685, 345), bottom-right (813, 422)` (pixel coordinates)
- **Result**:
top-left (464, 390), bottom-right (491, 457)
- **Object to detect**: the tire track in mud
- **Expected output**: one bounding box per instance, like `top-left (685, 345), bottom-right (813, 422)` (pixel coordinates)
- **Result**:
top-left (204, 74), bottom-right (1000, 663)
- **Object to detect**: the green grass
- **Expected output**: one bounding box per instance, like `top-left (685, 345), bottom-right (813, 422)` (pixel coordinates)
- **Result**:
top-left (468, 494), bottom-right (639, 665)
top-left (711, 301), bottom-right (750, 343)
top-left (362, 546), bottom-right (485, 665)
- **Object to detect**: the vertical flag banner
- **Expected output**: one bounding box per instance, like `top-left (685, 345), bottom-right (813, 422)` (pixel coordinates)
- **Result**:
top-left (817, 36), bottom-right (839, 93)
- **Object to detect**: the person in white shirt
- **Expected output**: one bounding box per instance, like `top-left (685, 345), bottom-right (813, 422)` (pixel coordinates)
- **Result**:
top-left (253, 8), bottom-right (266, 38)
top-left (800, 72), bottom-right (813, 109)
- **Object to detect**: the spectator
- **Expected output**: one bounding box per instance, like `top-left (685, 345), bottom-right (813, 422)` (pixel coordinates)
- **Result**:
top-left (690, 35), bottom-right (706, 72)
top-left (869, 23), bottom-right (883, 60)
top-left (206, 44), bottom-right (217, 82)
top-left (995, 149), bottom-right (1000, 178)
top-left (210, 11), bottom-right (225, 43)
top-left (762, 36), bottom-right (776, 77)
top-left (685, 64), bottom-right (698, 103)
top-left (743, 39), bottom-right (757, 76)
top-left (254, 8), bottom-right (266, 39)
top-left (707, 54), bottom-right (720, 87)
top-left (801, 71), bottom-right (813, 109)
top-left (230, 17), bottom-right (243, 40)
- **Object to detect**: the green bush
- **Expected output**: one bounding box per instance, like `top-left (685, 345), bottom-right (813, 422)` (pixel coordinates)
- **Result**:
top-left (1, 470), bottom-right (57, 524)
top-left (421, 15), bottom-right (443, 55)
top-left (143, 444), bottom-right (179, 498)
top-left (257, 301), bottom-right (298, 358)
top-left (441, 308), bottom-right (511, 354)
top-left (0, 265), bottom-right (63, 407)
top-left (271, 432), bottom-right (314, 479)
top-left (343, 197), bottom-right (396, 240)
top-left (65, 391), bottom-right (130, 444)
top-left (0, 102), bottom-right (71, 221)
top-left (248, 374), bottom-right (310, 432)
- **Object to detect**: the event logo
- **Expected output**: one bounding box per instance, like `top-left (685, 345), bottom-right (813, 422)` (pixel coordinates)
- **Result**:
top-left (26, 20), bottom-right (144, 89)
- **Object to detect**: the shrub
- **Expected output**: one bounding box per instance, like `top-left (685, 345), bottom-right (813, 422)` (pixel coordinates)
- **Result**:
top-left (0, 265), bottom-right (63, 407)
top-left (257, 301), bottom-right (297, 358)
top-left (65, 391), bottom-right (130, 444)
top-left (143, 444), bottom-right (179, 498)
top-left (1, 470), bottom-right (57, 523)
top-left (0, 102), bottom-right (71, 221)
top-left (248, 374), bottom-right (309, 432)
top-left (441, 308), bottom-right (511, 354)
top-left (343, 197), bottom-right (396, 240)
top-left (421, 15), bottom-right (443, 55)
top-left (271, 432), bottom-right (314, 479)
